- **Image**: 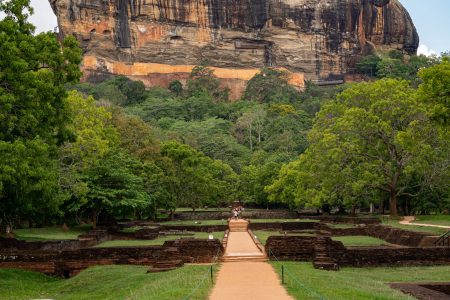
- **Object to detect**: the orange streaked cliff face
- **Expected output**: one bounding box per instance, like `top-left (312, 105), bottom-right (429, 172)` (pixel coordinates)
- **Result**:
top-left (50, 0), bottom-right (418, 99)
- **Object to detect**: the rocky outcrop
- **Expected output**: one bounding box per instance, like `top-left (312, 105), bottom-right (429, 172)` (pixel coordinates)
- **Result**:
top-left (50, 0), bottom-right (418, 98)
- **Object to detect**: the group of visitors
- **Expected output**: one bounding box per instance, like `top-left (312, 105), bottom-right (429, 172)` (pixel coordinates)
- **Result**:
top-left (232, 206), bottom-right (244, 220)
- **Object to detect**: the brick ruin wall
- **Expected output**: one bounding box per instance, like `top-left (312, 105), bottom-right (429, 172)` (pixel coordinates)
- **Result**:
top-left (265, 235), bottom-right (449, 267)
top-left (167, 211), bottom-right (380, 223)
top-left (0, 239), bottom-right (223, 277)
top-left (170, 210), bottom-right (299, 220)
top-left (328, 240), bottom-right (450, 267)
top-left (266, 236), bottom-right (316, 261)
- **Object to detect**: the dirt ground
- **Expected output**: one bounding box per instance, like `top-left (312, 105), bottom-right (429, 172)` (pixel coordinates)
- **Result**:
top-left (210, 221), bottom-right (292, 300)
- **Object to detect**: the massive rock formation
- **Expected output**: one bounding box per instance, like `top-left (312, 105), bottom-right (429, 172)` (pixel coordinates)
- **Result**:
top-left (50, 0), bottom-right (418, 98)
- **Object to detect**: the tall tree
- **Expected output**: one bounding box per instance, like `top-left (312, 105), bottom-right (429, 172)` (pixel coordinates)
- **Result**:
top-left (236, 105), bottom-right (267, 151)
top-left (244, 68), bottom-right (300, 103)
top-left (59, 92), bottom-right (119, 217)
top-left (84, 149), bottom-right (147, 227)
top-left (0, 0), bottom-right (81, 231)
top-left (0, 0), bottom-right (82, 143)
top-left (268, 79), bottom-right (449, 216)
top-left (159, 141), bottom-right (237, 211)
top-left (417, 56), bottom-right (450, 124)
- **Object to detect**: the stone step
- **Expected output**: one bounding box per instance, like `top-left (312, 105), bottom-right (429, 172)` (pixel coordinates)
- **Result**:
top-left (222, 256), bottom-right (268, 262)
top-left (153, 259), bottom-right (184, 268)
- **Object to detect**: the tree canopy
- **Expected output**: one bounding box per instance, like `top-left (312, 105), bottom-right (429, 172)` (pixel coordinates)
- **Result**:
top-left (0, 0), bottom-right (82, 230)
top-left (267, 78), bottom-right (450, 216)
top-left (1, 0), bottom-right (449, 231)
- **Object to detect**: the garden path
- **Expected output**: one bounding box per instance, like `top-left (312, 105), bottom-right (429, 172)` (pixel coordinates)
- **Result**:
top-left (400, 216), bottom-right (450, 229)
top-left (209, 220), bottom-right (292, 300)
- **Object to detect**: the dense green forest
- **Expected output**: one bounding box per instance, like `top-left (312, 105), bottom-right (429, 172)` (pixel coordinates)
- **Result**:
top-left (0, 1), bottom-right (449, 231)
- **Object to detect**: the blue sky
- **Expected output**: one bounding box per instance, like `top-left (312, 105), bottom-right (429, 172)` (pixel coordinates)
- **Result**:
top-left (25, 0), bottom-right (450, 55)
top-left (399, 0), bottom-right (449, 55)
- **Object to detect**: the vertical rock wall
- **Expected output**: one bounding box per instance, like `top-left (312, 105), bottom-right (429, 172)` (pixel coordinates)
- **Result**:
top-left (50, 0), bottom-right (418, 97)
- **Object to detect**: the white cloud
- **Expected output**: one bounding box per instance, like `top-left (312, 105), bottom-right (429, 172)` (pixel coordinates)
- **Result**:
top-left (0, 1), bottom-right (57, 33)
top-left (29, 0), bottom-right (57, 33)
top-left (417, 44), bottom-right (437, 57)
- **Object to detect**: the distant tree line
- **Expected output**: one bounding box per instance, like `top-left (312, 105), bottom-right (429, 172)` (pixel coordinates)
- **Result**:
top-left (1, 1), bottom-right (449, 234)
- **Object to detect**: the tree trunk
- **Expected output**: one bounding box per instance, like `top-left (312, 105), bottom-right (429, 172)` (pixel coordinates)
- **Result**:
top-left (404, 199), bottom-right (410, 216)
top-left (92, 209), bottom-right (99, 229)
top-left (379, 198), bottom-right (385, 214)
top-left (389, 192), bottom-right (398, 217)
top-left (249, 124), bottom-right (253, 152)
top-left (351, 205), bottom-right (356, 216)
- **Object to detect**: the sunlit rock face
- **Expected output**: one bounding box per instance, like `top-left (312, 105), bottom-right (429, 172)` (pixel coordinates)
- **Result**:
top-left (50, 0), bottom-right (418, 98)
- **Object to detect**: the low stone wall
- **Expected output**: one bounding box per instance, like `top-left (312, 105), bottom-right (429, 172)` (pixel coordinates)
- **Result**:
top-left (329, 243), bottom-right (450, 267)
top-left (264, 235), bottom-right (450, 268)
top-left (315, 224), bottom-right (438, 247)
top-left (172, 212), bottom-right (230, 220)
top-left (248, 223), bottom-right (283, 230)
top-left (248, 229), bottom-right (265, 253)
top-left (282, 222), bottom-right (318, 231)
top-left (366, 225), bottom-right (438, 247)
top-left (110, 228), bottom-right (159, 240)
top-left (242, 210), bottom-right (299, 219)
top-left (0, 239), bottom-right (223, 276)
top-left (307, 216), bottom-right (381, 225)
top-left (249, 222), bottom-right (317, 231)
top-left (57, 246), bottom-right (169, 277)
top-left (159, 225), bottom-right (228, 232)
top-left (164, 239), bottom-right (223, 263)
top-left (0, 237), bottom-right (99, 251)
top-left (0, 247), bottom-right (167, 276)
top-left (172, 210), bottom-right (298, 220)
top-left (314, 223), bottom-right (368, 236)
top-left (0, 251), bottom-right (59, 274)
top-left (265, 236), bottom-right (315, 261)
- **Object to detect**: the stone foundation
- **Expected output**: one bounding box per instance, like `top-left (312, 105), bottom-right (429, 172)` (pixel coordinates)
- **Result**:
top-left (0, 239), bottom-right (223, 277)
top-left (265, 235), bottom-right (450, 269)
top-left (266, 236), bottom-right (315, 261)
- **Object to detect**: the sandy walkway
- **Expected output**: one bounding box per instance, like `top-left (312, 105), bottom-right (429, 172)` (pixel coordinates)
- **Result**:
top-left (224, 232), bottom-right (263, 256)
top-left (210, 221), bottom-right (292, 300)
top-left (400, 216), bottom-right (450, 229)
top-left (209, 262), bottom-right (292, 300)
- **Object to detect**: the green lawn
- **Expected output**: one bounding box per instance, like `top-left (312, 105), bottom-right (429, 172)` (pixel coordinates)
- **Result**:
top-left (0, 265), bottom-right (217, 300)
top-left (271, 262), bottom-right (450, 300)
top-left (95, 232), bottom-right (225, 247)
top-left (332, 236), bottom-right (390, 247)
top-left (325, 223), bottom-right (358, 229)
top-left (381, 218), bottom-right (447, 235)
top-left (159, 219), bottom-right (228, 226)
top-left (174, 207), bottom-right (230, 212)
top-left (13, 225), bottom-right (91, 241)
top-left (415, 215), bottom-right (450, 226)
top-left (252, 230), bottom-right (316, 245)
top-left (249, 218), bottom-right (320, 223)
top-left (119, 226), bottom-right (159, 233)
